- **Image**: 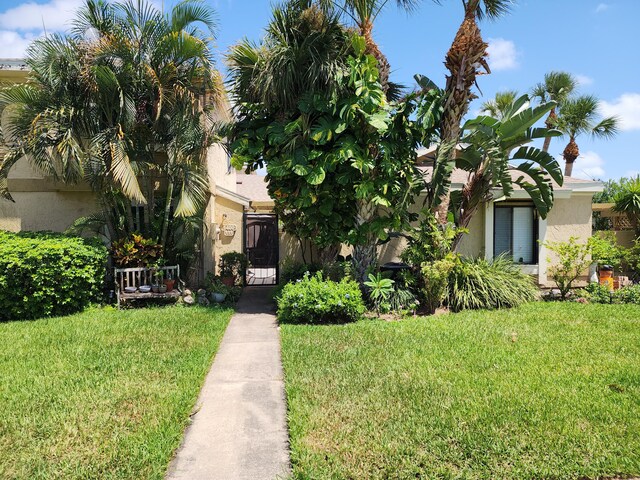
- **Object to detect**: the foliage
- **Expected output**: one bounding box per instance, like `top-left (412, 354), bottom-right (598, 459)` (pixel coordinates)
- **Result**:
top-left (111, 233), bottom-right (163, 268)
top-left (614, 284), bottom-right (640, 304)
top-left (625, 239), bottom-right (640, 279)
top-left (0, 0), bottom-right (222, 251)
top-left (387, 287), bottom-right (418, 313)
top-left (280, 302), bottom-right (640, 479)
top-left (0, 231), bottom-right (107, 321)
top-left (280, 259), bottom-right (323, 285)
top-left (613, 175), bottom-right (640, 234)
top-left (218, 252), bottom-right (248, 284)
top-left (229, 6), bottom-right (436, 282)
top-left (205, 273), bottom-right (230, 295)
top-left (593, 176), bottom-right (637, 230)
top-left (401, 211), bottom-right (464, 266)
top-left (447, 255), bottom-right (538, 312)
top-left (0, 306), bottom-right (231, 478)
top-left (421, 253), bottom-right (458, 314)
top-left (577, 282), bottom-right (612, 304)
top-left (543, 237), bottom-right (592, 300)
top-left (588, 232), bottom-right (626, 269)
top-left (277, 272), bottom-right (365, 324)
top-left (450, 95), bottom-right (563, 242)
top-left (364, 273), bottom-right (395, 313)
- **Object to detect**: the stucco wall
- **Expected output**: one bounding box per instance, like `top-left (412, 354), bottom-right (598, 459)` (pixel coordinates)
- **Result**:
top-left (207, 144), bottom-right (237, 192)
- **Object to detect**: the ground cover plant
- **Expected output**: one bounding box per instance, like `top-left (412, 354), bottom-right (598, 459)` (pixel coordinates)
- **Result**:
top-left (0, 306), bottom-right (231, 479)
top-left (281, 302), bottom-right (640, 479)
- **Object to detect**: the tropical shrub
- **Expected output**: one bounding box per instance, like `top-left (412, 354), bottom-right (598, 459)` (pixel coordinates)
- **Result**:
top-left (543, 237), bottom-right (592, 300)
top-left (111, 234), bottom-right (163, 268)
top-left (614, 284), bottom-right (640, 304)
top-left (277, 272), bottom-right (364, 324)
top-left (0, 231), bottom-right (107, 321)
top-left (447, 256), bottom-right (538, 312)
top-left (421, 254), bottom-right (458, 314)
top-left (387, 288), bottom-right (419, 313)
top-left (613, 175), bottom-right (640, 234)
top-left (625, 239), bottom-right (640, 279)
top-left (577, 282), bottom-right (613, 304)
top-left (364, 273), bottom-right (394, 313)
top-left (219, 252), bottom-right (248, 285)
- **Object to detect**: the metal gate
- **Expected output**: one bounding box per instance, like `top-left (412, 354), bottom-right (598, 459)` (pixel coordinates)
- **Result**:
top-left (244, 214), bottom-right (279, 285)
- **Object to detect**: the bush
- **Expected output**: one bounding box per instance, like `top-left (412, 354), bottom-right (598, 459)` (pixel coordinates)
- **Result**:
top-left (588, 232), bottom-right (626, 270)
top-left (277, 272), bottom-right (365, 324)
top-left (0, 231), bottom-right (108, 321)
top-left (577, 282), bottom-right (612, 304)
top-left (614, 284), bottom-right (640, 304)
top-left (543, 237), bottom-right (592, 300)
top-left (219, 252), bottom-right (247, 285)
top-left (111, 233), bottom-right (162, 268)
top-left (421, 254), bottom-right (458, 314)
top-left (447, 256), bottom-right (538, 312)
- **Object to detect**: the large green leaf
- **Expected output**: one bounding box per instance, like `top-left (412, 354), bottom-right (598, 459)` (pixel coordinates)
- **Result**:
top-left (498, 101), bottom-right (556, 139)
top-left (510, 146), bottom-right (564, 186)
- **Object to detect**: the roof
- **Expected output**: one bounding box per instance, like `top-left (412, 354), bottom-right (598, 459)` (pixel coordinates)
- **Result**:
top-left (235, 174), bottom-right (272, 203)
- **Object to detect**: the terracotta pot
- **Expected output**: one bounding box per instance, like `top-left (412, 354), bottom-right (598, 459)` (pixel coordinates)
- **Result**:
top-left (164, 278), bottom-right (176, 292)
top-left (222, 276), bottom-right (235, 288)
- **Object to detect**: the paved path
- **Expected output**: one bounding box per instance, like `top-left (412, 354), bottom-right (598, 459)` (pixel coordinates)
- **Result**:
top-left (166, 287), bottom-right (291, 480)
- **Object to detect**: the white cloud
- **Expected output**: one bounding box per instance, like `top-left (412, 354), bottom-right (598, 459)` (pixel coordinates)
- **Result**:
top-left (486, 38), bottom-right (519, 72)
top-left (571, 151), bottom-right (606, 180)
top-left (575, 74), bottom-right (594, 86)
top-left (0, 0), bottom-right (83, 32)
top-left (595, 3), bottom-right (610, 13)
top-left (0, 30), bottom-right (41, 58)
top-left (600, 93), bottom-right (640, 131)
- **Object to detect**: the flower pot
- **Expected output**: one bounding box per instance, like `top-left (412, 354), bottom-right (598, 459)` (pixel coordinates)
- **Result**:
top-left (212, 292), bottom-right (227, 303)
top-left (222, 276), bottom-right (235, 288)
top-left (164, 278), bottom-right (176, 292)
top-left (152, 285), bottom-right (160, 293)
top-left (158, 284), bottom-right (168, 294)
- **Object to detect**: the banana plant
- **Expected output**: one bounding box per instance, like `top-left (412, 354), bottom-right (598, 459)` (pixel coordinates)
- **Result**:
top-left (450, 94), bottom-right (564, 248)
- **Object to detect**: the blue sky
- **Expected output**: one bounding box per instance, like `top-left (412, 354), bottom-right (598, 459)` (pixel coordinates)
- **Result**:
top-left (0, 0), bottom-right (638, 180)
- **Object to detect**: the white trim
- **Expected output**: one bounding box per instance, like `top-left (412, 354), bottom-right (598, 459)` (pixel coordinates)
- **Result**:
top-left (215, 185), bottom-right (251, 207)
top-left (538, 215), bottom-right (548, 285)
top-left (484, 200), bottom-right (494, 261)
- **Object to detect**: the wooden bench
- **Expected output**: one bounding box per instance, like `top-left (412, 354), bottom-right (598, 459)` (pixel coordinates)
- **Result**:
top-left (114, 266), bottom-right (182, 308)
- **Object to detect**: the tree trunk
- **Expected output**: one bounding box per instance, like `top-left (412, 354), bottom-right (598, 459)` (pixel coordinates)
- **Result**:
top-left (160, 181), bottom-right (174, 248)
top-left (542, 109), bottom-right (557, 152)
top-left (432, 0), bottom-right (489, 225)
top-left (361, 19), bottom-right (391, 95)
top-left (352, 200), bottom-right (378, 285)
top-left (563, 137), bottom-right (579, 177)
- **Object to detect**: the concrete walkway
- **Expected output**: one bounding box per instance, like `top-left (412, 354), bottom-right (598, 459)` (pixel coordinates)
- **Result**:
top-left (166, 288), bottom-right (291, 480)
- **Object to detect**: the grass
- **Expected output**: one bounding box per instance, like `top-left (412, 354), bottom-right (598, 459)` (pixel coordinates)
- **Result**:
top-left (0, 305), bottom-right (232, 479)
top-left (281, 302), bottom-right (640, 479)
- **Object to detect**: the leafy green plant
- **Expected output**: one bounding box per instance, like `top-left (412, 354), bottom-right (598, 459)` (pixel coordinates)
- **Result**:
top-left (614, 284), bottom-right (640, 304)
top-left (387, 288), bottom-right (419, 313)
top-left (543, 237), bottom-right (592, 300)
top-left (205, 273), bottom-right (230, 295)
top-left (0, 231), bottom-right (107, 321)
top-left (219, 252), bottom-right (248, 285)
top-left (613, 176), bottom-right (640, 235)
top-left (421, 254), bottom-right (458, 314)
top-left (577, 282), bottom-right (612, 304)
top-left (447, 255), bottom-right (538, 312)
top-left (364, 273), bottom-right (395, 313)
top-left (625, 239), bottom-right (640, 279)
top-left (277, 272), bottom-right (365, 324)
top-left (588, 232), bottom-right (626, 269)
top-left (111, 234), bottom-right (163, 268)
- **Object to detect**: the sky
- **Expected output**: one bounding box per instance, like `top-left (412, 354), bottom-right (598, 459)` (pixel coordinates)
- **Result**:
top-left (0, 0), bottom-right (638, 181)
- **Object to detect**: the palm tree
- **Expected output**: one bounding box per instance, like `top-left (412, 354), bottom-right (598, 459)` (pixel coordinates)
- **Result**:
top-left (0, 0), bottom-right (222, 248)
top-left (480, 90), bottom-right (519, 119)
top-left (612, 176), bottom-right (640, 235)
top-left (555, 95), bottom-right (618, 177)
top-left (531, 71), bottom-right (577, 152)
top-left (430, 0), bottom-right (512, 224)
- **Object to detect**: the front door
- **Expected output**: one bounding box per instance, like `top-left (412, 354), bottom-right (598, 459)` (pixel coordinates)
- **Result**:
top-left (244, 214), bottom-right (279, 285)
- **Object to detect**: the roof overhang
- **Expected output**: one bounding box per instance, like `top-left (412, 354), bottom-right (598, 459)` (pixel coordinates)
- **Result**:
top-left (215, 185), bottom-right (250, 207)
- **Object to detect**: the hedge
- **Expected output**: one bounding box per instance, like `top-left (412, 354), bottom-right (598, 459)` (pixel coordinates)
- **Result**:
top-left (0, 231), bottom-right (108, 321)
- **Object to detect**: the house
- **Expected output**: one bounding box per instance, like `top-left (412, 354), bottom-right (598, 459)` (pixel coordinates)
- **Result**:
top-left (0, 60), bottom-right (603, 287)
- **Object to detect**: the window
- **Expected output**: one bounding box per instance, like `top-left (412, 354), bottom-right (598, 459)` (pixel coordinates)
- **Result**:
top-left (493, 204), bottom-right (538, 264)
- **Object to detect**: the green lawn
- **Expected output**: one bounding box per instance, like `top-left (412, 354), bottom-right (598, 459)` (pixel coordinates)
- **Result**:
top-left (281, 302), bottom-right (640, 479)
top-left (0, 306), bottom-right (231, 479)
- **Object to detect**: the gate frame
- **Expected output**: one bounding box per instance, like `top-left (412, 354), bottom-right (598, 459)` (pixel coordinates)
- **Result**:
top-left (243, 212), bottom-right (279, 286)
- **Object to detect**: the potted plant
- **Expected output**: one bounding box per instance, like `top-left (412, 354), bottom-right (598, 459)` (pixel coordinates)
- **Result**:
top-left (164, 275), bottom-right (176, 292)
top-left (206, 273), bottom-right (229, 303)
top-left (152, 267), bottom-right (167, 293)
top-left (218, 252), bottom-right (248, 287)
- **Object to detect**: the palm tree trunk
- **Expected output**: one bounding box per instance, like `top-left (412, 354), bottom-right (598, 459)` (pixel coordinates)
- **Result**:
top-left (160, 180), bottom-right (174, 248)
top-left (360, 19), bottom-right (391, 94)
top-left (563, 137), bottom-right (579, 177)
top-left (432, 0), bottom-right (489, 225)
top-left (542, 109), bottom-right (557, 152)
top-left (352, 200), bottom-right (378, 285)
